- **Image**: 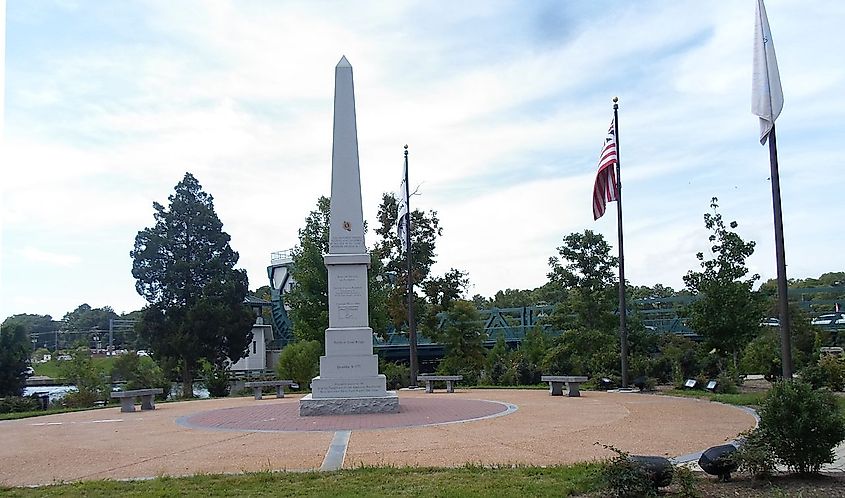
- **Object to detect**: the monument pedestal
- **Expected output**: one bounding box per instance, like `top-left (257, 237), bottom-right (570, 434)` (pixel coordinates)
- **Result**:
top-left (299, 391), bottom-right (399, 416)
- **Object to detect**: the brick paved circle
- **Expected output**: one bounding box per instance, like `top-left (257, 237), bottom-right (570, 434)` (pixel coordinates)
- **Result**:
top-left (178, 397), bottom-right (515, 432)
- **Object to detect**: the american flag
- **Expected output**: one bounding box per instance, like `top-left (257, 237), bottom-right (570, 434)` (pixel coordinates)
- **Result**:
top-left (592, 119), bottom-right (619, 220)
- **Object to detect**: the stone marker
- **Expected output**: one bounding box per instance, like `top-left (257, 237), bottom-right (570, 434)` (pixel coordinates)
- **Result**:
top-left (299, 56), bottom-right (400, 416)
top-left (698, 444), bottom-right (738, 481)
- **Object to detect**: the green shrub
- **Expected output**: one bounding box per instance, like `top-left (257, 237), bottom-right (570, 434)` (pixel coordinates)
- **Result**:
top-left (813, 355), bottom-right (845, 391)
top-left (277, 340), bottom-right (321, 389)
top-left (0, 395), bottom-right (40, 414)
top-left (672, 465), bottom-right (701, 498)
top-left (758, 380), bottom-right (845, 474)
top-left (112, 353), bottom-right (171, 400)
top-left (61, 348), bottom-right (108, 408)
top-left (201, 361), bottom-right (231, 397)
top-left (715, 372), bottom-right (739, 394)
top-left (598, 445), bottom-right (657, 498)
top-left (733, 429), bottom-right (776, 478)
top-left (381, 360), bottom-right (409, 390)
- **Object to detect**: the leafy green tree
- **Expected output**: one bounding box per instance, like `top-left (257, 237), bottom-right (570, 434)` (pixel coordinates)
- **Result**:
top-left (683, 198), bottom-right (764, 370)
top-left (112, 352), bottom-right (171, 399)
top-left (484, 336), bottom-right (510, 385)
top-left (742, 305), bottom-right (817, 380)
top-left (2, 314), bottom-right (60, 350)
top-left (286, 196), bottom-right (391, 343)
top-left (372, 192), bottom-right (444, 332)
top-left (0, 322), bottom-right (32, 397)
top-left (542, 328), bottom-right (619, 378)
top-left (131, 172), bottom-right (254, 397)
top-left (61, 348), bottom-right (108, 407)
top-left (437, 300), bottom-right (486, 383)
top-left (63, 304), bottom-right (118, 331)
top-left (277, 340), bottom-right (322, 389)
top-left (547, 230), bottom-right (618, 332)
top-left (419, 268), bottom-right (469, 336)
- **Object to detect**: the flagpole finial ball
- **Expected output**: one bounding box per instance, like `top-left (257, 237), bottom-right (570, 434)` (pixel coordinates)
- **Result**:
top-left (612, 96), bottom-right (619, 103)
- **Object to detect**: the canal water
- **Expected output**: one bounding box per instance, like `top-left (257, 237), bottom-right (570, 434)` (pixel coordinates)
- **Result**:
top-left (24, 385), bottom-right (210, 401)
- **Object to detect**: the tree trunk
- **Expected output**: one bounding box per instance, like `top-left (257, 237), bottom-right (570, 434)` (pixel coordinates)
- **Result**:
top-left (181, 361), bottom-right (194, 398)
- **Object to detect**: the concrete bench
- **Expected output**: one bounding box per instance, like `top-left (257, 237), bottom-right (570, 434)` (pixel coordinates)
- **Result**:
top-left (417, 375), bottom-right (463, 393)
top-left (541, 375), bottom-right (588, 397)
top-left (110, 388), bottom-right (164, 412)
top-left (244, 380), bottom-right (296, 400)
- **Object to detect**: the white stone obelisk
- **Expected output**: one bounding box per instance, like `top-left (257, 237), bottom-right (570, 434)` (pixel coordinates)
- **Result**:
top-left (299, 56), bottom-right (399, 416)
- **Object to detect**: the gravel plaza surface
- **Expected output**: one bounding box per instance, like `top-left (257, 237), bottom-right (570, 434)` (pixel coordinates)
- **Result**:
top-left (0, 389), bottom-right (757, 487)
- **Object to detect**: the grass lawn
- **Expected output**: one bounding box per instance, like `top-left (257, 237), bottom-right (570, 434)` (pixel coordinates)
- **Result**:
top-left (0, 465), bottom-right (604, 498)
top-left (33, 357), bottom-right (116, 379)
top-left (663, 389), bottom-right (767, 408)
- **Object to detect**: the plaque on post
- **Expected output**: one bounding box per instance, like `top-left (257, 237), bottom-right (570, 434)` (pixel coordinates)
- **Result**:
top-left (299, 56), bottom-right (400, 416)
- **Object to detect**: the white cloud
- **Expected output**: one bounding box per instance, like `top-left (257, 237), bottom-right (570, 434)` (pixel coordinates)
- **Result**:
top-left (19, 246), bottom-right (81, 267)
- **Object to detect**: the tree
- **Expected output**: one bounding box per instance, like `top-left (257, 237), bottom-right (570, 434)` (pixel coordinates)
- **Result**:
top-left (277, 340), bottom-right (322, 389)
top-left (547, 230), bottom-right (618, 332)
top-left (131, 172), bottom-right (254, 397)
top-left (286, 196), bottom-right (391, 343)
top-left (63, 304), bottom-right (118, 331)
top-left (372, 192), bottom-right (443, 330)
top-left (2, 314), bottom-right (60, 350)
top-left (683, 198), bottom-right (763, 369)
top-left (436, 300), bottom-right (486, 383)
top-left (0, 322), bottom-right (32, 397)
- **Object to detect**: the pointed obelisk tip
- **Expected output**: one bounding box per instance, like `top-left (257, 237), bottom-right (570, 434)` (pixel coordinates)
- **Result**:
top-left (337, 56), bottom-right (351, 68)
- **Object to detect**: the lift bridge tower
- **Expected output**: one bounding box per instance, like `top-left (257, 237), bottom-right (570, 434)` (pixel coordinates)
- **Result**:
top-left (268, 249), bottom-right (295, 348)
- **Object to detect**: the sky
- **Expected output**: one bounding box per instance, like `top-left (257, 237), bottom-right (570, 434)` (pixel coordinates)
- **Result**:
top-left (1, 0), bottom-right (843, 321)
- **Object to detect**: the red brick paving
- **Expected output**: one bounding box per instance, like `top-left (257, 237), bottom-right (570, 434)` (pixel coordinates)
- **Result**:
top-left (179, 397), bottom-right (512, 431)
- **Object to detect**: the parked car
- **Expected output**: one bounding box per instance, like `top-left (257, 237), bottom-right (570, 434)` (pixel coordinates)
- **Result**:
top-left (811, 312), bottom-right (845, 326)
top-left (760, 317), bottom-right (780, 327)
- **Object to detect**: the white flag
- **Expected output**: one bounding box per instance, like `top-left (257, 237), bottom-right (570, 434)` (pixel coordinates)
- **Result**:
top-left (397, 160), bottom-right (409, 252)
top-left (752, 0), bottom-right (783, 145)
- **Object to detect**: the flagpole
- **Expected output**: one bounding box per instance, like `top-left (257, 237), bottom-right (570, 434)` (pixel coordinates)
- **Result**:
top-left (613, 97), bottom-right (629, 388)
top-left (404, 144), bottom-right (419, 388)
top-left (767, 125), bottom-right (793, 379)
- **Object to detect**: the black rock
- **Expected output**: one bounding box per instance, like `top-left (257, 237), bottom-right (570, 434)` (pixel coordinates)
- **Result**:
top-left (698, 444), bottom-right (738, 481)
top-left (628, 455), bottom-right (674, 488)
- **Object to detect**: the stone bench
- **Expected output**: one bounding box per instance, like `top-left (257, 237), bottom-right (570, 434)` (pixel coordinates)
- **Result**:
top-left (417, 375), bottom-right (463, 393)
top-left (110, 388), bottom-right (164, 412)
top-left (541, 375), bottom-right (588, 397)
top-left (244, 380), bottom-right (296, 400)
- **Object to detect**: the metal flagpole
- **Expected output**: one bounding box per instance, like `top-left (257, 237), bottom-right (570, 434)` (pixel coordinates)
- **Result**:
top-left (404, 145), bottom-right (419, 387)
top-left (613, 97), bottom-right (629, 388)
top-left (767, 125), bottom-right (793, 379)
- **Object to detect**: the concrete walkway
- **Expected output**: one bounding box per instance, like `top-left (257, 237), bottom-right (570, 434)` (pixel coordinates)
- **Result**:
top-left (0, 389), bottom-right (757, 487)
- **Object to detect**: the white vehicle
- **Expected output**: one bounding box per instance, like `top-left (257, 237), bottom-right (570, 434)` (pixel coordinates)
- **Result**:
top-left (811, 312), bottom-right (845, 326)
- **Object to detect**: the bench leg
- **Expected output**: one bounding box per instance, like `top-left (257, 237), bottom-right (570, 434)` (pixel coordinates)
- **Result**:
top-left (253, 387), bottom-right (263, 400)
top-left (549, 382), bottom-right (564, 396)
top-left (276, 385), bottom-right (285, 398)
top-left (119, 397), bottom-right (135, 413)
top-left (425, 381), bottom-right (433, 393)
top-left (567, 382), bottom-right (581, 397)
top-left (140, 394), bottom-right (156, 410)
top-left (446, 381), bottom-right (454, 393)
